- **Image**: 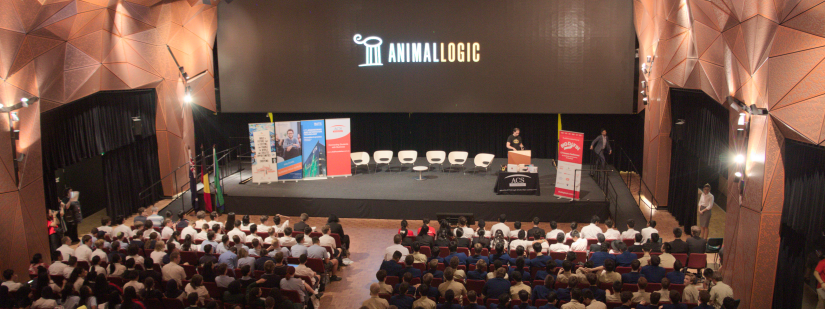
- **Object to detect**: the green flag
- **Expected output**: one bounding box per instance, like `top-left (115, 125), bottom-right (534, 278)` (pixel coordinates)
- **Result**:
top-left (213, 147), bottom-right (225, 213)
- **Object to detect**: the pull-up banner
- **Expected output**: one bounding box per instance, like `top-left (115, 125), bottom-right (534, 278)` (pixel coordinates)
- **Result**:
top-left (325, 118), bottom-right (352, 177)
top-left (249, 123), bottom-right (278, 183)
top-left (301, 120), bottom-right (327, 179)
top-left (276, 121), bottom-right (303, 180)
top-left (554, 130), bottom-right (584, 200)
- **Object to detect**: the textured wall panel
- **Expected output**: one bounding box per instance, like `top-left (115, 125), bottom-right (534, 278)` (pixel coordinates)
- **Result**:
top-left (633, 0), bottom-right (825, 305)
top-left (0, 0), bottom-right (218, 277)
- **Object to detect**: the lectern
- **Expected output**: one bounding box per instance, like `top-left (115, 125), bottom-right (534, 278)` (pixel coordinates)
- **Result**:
top-left (508, 150), bottom-right (531, 165)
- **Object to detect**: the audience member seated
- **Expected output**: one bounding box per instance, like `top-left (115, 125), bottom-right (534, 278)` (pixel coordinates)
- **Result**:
top-left (385, 234), bottom-right (409, 262)
top-left (539, 291), bottom-right (560, 309)
top-left (648, 233), bottom-right (663, 253)
top-left (510, 271), bottom-right (531, 299)
top-left (582, 289), bottom-right (606, 309)
top-left (581, 216), bottom-right (604, 239)
top-left (598, 259), bottom-right (621, 284)
top-left (426, 259), bottom-right (444, 280)
top-left (589, 233), bottom-right (608, 253)
top-left (532, 243), bottom-right (553, 268)
top-left (535, 263), bottom-right (556, 282)
top-left (489, 294), bottom-right (511, 309)
top-left (584, 272), bottom-right (606, 302)
top-left (626, 278), bottom-right (651, 305)
top-left (686, 226), bottom-right (707, 255)
top-left (640, 255), bottom-right (666, 283)
top-left (640, 221), bottom-right (658, 244)
top-left (438, 289), bottom-right (463, 309)
top-left (413, 284), bottom-right (437, 309)
top-left (565, 222), bottom-right (578, 240)
top-left (362, 282), bottom-right (390, 309)
top-left (437, 268), bottom-right (467, 298)
top-left (561, 287), bottom-right (584, 309)
top-left (491, 214), bottom-right (511, 240)
top-left (696, 291), bottom-right (713, 309)
top-left (510, 257), bottom-right (532, 281)
top-left (381, 251), bottom-right (404, 277)
top-left (532, 275), bottom-right (556, 303)
top-left (449, 256), bottom-right (466, 280)
top-left (441, 242), bottom-right (468, 265)
top-left (589, 241), bottom-right (615, 267)
top-left (636, 291), bottom-right (660, 309)
top-left (390, 282), bottom-right (415, 308)
top-left (550, 233), bottom-right (570, 253)
top-left (621, 260), bottom-right (644, 284)
top-left (455, 229), bottom-right (471, 248)
top-left (400, 255), bottom-right (422, 279)
top-left (376, 270), bottom-right (394, 295)
top-left (467, 243), bottom-right (489, 266)
top-left (483, 267), bottom-right (511, 300)
top-left (662, 290), bottom-right (688, 309)
top-left (708, 273), bottom-right (732, 308)
top-left (669, 228), bottom-right (688, 254)
top-left (468, 260), bottom-right (488, 280)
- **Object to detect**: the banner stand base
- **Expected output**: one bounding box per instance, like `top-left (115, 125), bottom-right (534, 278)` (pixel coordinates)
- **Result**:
top-left (327, 174), bottom-right (351, 178)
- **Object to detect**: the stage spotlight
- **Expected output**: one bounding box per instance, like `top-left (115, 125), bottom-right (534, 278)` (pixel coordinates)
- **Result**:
top-left (184, 93), bottom-right (193, 104)
top-left (10, 112), bottom-right (18, 122)
top-left (641, 80), bottom-right (646, 89)
top-left (640, 90), bottom-right (646, 97)
top-left (642, 97), bottom-right (648, 105)
top-left (20, 98), bottom-right (28, 107)
top-left (734, 171), bottom-right (742, 178)
top-left (734, 154), bottom-right (745, 164)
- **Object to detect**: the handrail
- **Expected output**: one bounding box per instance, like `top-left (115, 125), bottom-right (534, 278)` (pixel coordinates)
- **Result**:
top-left (137, 144), bottom-right (243, 199)
top-left (615, 146), bottom-right (658, 220)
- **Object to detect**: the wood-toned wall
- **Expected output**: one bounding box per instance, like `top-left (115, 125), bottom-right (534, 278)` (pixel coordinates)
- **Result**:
top-left (634, 0), bottom-right (825, 307)
top-left (0, 0), bottom-right (218, 276)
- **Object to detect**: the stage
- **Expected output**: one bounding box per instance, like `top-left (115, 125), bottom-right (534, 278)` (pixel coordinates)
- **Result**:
top-left (200, 158), bottom-right (618, 222)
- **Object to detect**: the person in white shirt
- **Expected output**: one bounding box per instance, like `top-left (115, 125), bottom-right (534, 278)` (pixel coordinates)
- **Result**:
top-left (490, 214), bottom-right (511, 240)
top-left (266, 238), bottom-right (291, 258)
top-left (278, 227), bottom-right (297, 247)
top-left (509, 221), bottom-right (524, 239)
top-left (193, 211), bottom-right (208, 228)
top-left (384, 234), bottom-right (409, 261)
top-left (227, 220), bottom-right (246, 241)
top-left (698, 184), bottom-right (714, 239)
top-left (603, 218), bottom-right (621, 240)
top-left (112, 216), bottom-right (133, 239)
top-left (150, 242), bottom-right (166, 265)
top-left (161, 219), bottom-right (175, 239)
top-left (62, 257), bottom-right (78, 278)
top-left (245, 224), bottom-right (263, 243)
top-left (216, 235), bottom-right (232, 254)
top-left (207, 211), bottom-right (224, 230)
top-left (98, 217), bottom-right (113, 235)
top-left (509, 230), bottom-right (529, 252)
top-left (181, 222), bottom-right (198, 240)
top-left (146, 207), bottom-right (163, 227)
top-left (257, 215), bottom-right (271, 235)
top-left (2, 270), bottom-right (21, 292)
top-left (546, 221), bottom-right (565, 240)
top-left (270, 214), bottom-right (291, 235)
top-left (319, 225), bottom-right (337, 249)
top-left (549, 233), bottom-right (570, 252)
top-left (74, 235), bottom-right (94, 262)
top-left (195, 224), bottom-right (210, 241)
top-left (620, 219), bottom-right (638, 241)
top-left (91, 239), bottom-right (108, 263)
top-left (581, 216), bottom-right (604, 239)
top-left (453, 216), bottom-right (474, 239)
top-left (240, 215), bottom-right (253, 232)
top-left (565, 222), bottom-right (579, 240)
top-left (569, 230), bottom-right (588, 251)
top-left (640, 220), bottom-right (659, 244)
top-left (474, 220), bottom-right (491, 239)
top-left (48, 260), bottom-right (68, 276)
top-left (56, 237), bottom-right (75, 261)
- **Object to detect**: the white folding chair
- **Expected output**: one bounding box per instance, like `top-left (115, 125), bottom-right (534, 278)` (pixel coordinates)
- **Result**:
top-left (447, 151), bottom-right (469, 174)
top-left (373, 150), bottom-right (394, 172)
top-left (426, 151), bottom-right (446, 172)
top-left (397, 150), bottom-right (418, 172)
top-left (466, 153), bottom-right (495, 176)
top-left (350, 152), bottom-right (371, 175)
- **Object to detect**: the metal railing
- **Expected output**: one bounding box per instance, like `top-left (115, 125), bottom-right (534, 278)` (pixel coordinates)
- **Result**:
top-left (574, 168), bottom-right (621, 224)
top-left (137, 144), bottom-right (244, 215)
top-left (614, 146), bottom-right (660, 219)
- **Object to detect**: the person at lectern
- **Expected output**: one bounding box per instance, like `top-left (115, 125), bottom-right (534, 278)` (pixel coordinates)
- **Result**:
top-left (507, 128), bottom-right (525, 151)
top-left (590, 129), bottom-right (612, 169)
top-left (280, 129), bottom-right (301, 160)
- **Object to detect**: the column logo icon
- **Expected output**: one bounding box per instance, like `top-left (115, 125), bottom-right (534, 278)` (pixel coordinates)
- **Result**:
top-left (353, 34), bottom-right (383, 67)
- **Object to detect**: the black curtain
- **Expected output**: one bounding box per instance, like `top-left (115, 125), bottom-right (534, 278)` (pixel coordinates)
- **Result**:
top-left (773, 140), bottom-right (825, 309)
top-left (41, 90), bottom-right (161, 218)
top-left (102, 136), bottom-right (161, 218)
top-left (193, 104), bottom-right (644, 161)
top-left (667, 89), bottom-right (729, 226)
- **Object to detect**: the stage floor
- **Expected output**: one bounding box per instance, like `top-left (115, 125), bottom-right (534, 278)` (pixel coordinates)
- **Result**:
top-left (227, 158), bottom-right (605, 202)
top-left (204, 158), bottom-right (614, 222)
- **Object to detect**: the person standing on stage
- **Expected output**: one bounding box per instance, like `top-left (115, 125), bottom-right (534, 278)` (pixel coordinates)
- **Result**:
top-left (507, 128), bottom-right (525, 151)
top-left (698, 184), bottom-right (714, 240)
top-left (590, 129), bottom-right (612, 169)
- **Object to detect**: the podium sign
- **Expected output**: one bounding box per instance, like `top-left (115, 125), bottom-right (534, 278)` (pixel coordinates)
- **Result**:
top-left (508, 150), bottom-right (531, 165)
top-left (554, 130), bottom-right (584, 200)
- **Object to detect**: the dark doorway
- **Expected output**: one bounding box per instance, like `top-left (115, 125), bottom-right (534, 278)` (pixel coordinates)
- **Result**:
top-left (54, 154), bottom-right (107, 218)
top-left (667, 89), bottom-right (729, 227)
